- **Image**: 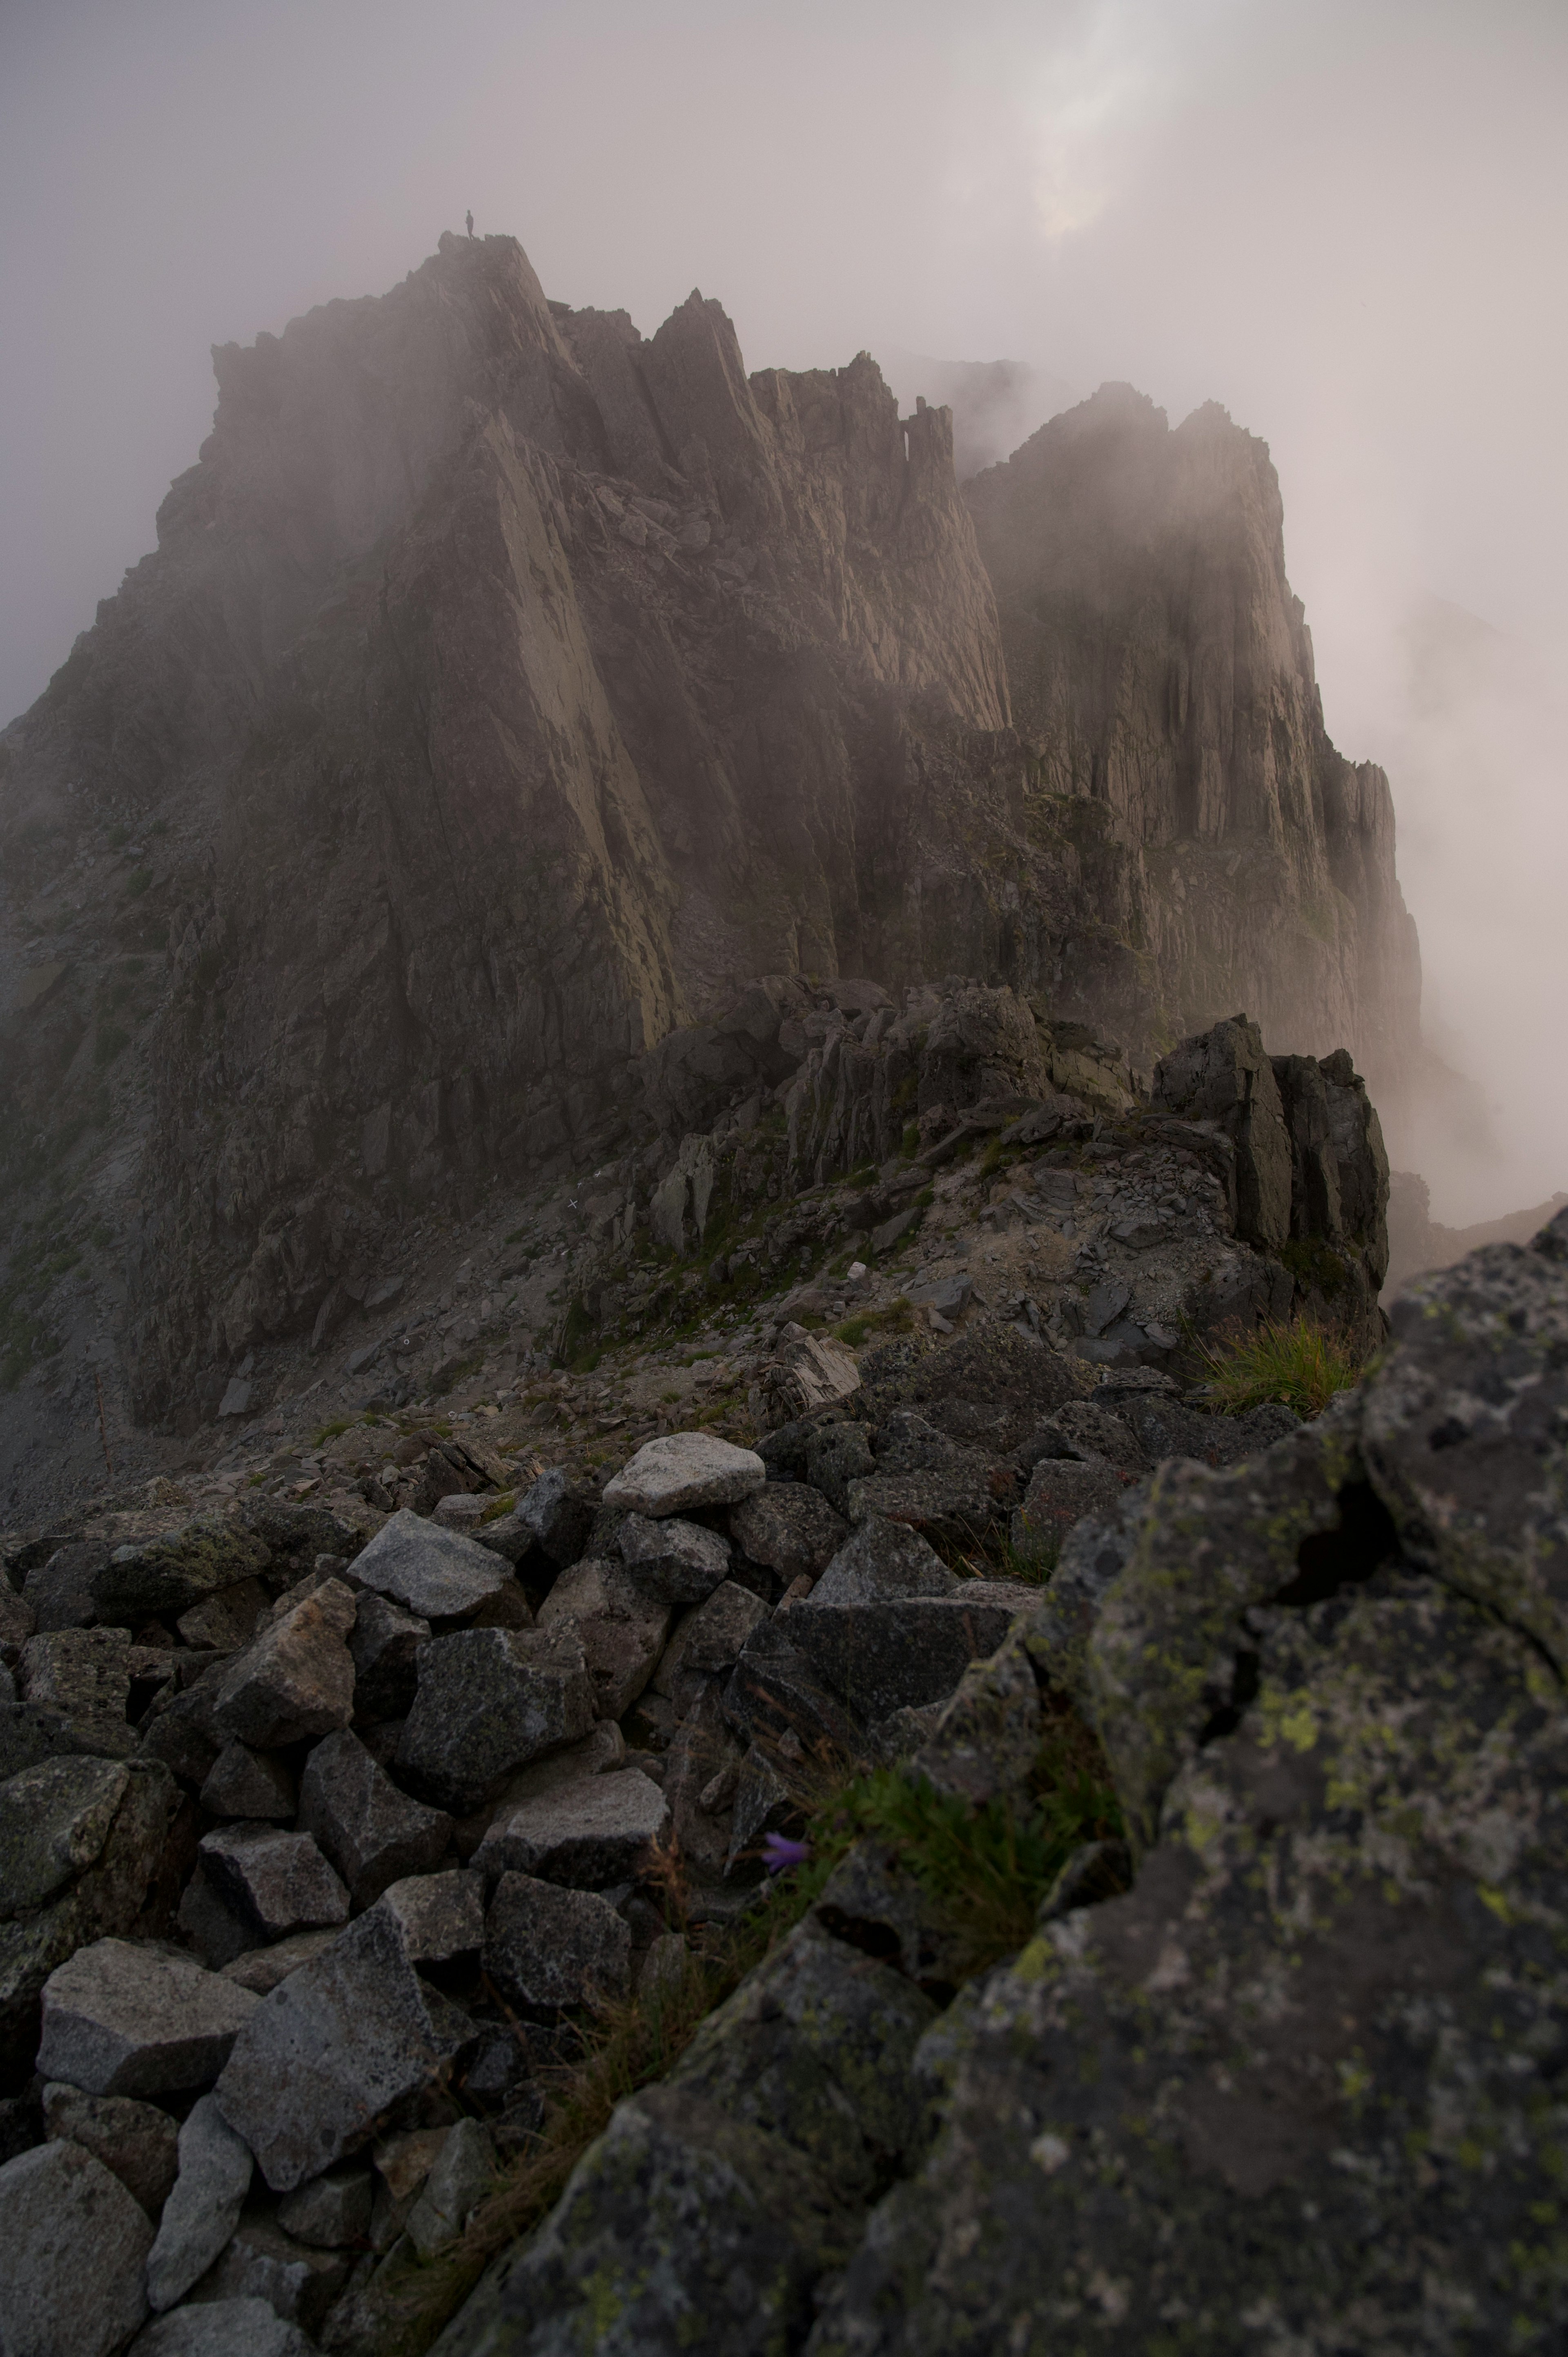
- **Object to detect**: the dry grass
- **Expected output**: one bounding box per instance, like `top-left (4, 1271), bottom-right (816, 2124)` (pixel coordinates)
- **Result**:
top-left (1196, 1313), bottom-right (1365, 1418)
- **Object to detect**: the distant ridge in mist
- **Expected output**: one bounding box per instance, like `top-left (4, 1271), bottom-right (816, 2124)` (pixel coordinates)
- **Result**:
top-left (874, 349), bottom-right (1076, 481)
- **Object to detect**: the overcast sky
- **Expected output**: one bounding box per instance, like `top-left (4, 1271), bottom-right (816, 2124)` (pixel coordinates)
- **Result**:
top-left (2, 0), bottom-right (1564, 1218)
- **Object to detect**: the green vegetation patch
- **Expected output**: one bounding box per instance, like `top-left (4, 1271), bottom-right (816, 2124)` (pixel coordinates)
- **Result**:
top-left (1197, 1313), bottom-right (1365, 1418)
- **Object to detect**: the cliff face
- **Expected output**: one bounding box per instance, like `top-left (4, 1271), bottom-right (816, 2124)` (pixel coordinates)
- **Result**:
top-left (0, 238), bottom-right (1420, 1435)
top-left (964, 384), bottom-right (1421, 1102)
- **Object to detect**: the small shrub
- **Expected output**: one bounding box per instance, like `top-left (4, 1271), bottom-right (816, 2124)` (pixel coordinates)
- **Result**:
top-left (312, 1418), bottom-right (354, 1445)
top-left (979, 1135), bottom-right (1004, 1180)
top-left (835, 1296), bottom-right (914, 1349)
top-left (1196, 1313), bottom-right (1363, 1418)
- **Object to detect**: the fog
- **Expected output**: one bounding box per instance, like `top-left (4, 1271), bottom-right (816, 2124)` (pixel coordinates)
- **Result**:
top-left (2, 0), bottom-right (1564, 1222)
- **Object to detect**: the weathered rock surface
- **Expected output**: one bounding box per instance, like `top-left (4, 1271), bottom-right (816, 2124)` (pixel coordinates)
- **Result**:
top-left (483, 1872), bottom-right (631, 2012)
top-left (198, 1739), bottom-right (297, 1822)
top-left (213, 1903), bottom-right (470, 2190)
top-left (129, 2296), bottom-right (319, 2356)
top-left (196, 1826), bottom-right (350, 1941)
top-left (396, 1625), bottom-right (596, 1814)
top-left (211, 1580), bottom-right (357, 1750)
top-left (787, 1581), bottom-right (1031, 1721)
top-left (617, 1512), bottom-right (732, 1604)
top-left (145, 2092), bottom-right (254, 2311)
top-left (38, 1938), bottom-right (258, 2097)
top-left (474, 1767), bottom-right (670, 1887)
top-left (297, 1727), bottom-right (451, 1910)
top-left (604, 1435), bottom-right (766, 1519)
top-left (731, 1484), bottom-right (849, 1584)
top-left (350, 1509), bottom-right (515, 1620)
top-left (41, 2078), bottom-right (181, 2216)
top-left (0, 2136), bottom-right (154, 2357)
top-left (536, 1556), bottom-right (670, 1717)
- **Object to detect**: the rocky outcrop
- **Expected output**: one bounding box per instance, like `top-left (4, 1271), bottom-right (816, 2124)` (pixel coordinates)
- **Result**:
top-left (0, 236), bottom-right (1419, 1452)
top-left (964, 384), bottom-right (1423, 1110)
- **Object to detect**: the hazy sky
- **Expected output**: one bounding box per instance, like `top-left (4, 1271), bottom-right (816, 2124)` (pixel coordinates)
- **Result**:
top-left (2, 0), bottom-right (1565, 1218)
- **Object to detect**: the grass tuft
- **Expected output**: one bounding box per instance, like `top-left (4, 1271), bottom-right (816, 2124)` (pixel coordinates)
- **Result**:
top-left (1196, 1313), bottom-right (1364, 1418)
top-left (834, 1296), bottom-right (914, 1349)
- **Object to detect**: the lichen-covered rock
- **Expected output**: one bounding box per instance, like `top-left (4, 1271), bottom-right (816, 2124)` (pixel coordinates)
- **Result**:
top-left (211, 1579), bottom-right (357, 1750)
top-left (730, 1484), bottom-right (850, 1584)
top-left (536, 1557), bottom-right (671, 1717)
top-left (603, 1433), bottom-right (766, 1518)
top-left (396, 1625), bottom-right (596, 1815)
top-left (90, 1519), bottom-right (271, 1626)
top-left (0, 2136), bottom-right (154, 2356)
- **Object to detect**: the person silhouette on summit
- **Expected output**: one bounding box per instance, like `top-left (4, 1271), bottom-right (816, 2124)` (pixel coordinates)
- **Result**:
top-left (466, 210), bottom-right (474, 239)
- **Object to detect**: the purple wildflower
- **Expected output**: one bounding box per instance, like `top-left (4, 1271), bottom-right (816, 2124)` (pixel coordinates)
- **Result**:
top-left (762, 1831), bottom-right (811, 1876)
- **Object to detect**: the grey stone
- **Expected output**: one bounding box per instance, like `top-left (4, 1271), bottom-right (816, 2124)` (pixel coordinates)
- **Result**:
top-left (297, 1727), bottom-right (451, 1909)
top-left (1011, 1454), bottom-right (1133, 1559)
top-left (38, 1939), bottom-right (259, 2098)
top-left (729, 1485), bottom-right (849, 1583)
top-left (349, 1508), bottom-right (514, 1620)
top-left (396, 1625), bottom-right (596, 1815)
top-left (787, 1581), bottom-right (1031, 1720)
top-left (811, 1515), bottom-right (958, 1606)
top-left (211, 1580), bottom-right (357, 1750)
top-left (474, 1768), bottom-right (670, 1887)
top-left (129, 2297), bottom-right (317, 2356)
top-left (757, 1330), bottom-right (862, 1425)
top-left (0, 1754), bottom-right (132, 1916)
top-left (23, 1541), bottom-right (106, 1632)
top-left (536, 1556), bottom-right (671, 1716)
top-left (720, 1617), bottom-right (861, 1758)
top-left (1083, 1275), bottom-right (1132, 1336)
top-left (90, 1520), bottom-right (272, 1627)
top-left (602, 1433), bottom-right (766, 1518)
top-left (17, 1626), bottom-right (135, 1755)
top-left (41, 2080), bottom-right (180, 2217)
top-left (198, 1740), bottom-right (296, 1821)
top-left (1151, 1012), bottom-right (1292, 1249)
top-left (145, 2091), bottom-right (254, 2310)
top-left (175, 1579), bottom-right (269, 1652)
top-left (198, 1826), bottom-right (350, 1940)
top-left (0, 1760), bottom-right (177, 2085)
top-left (219, 1929), bottom-right (342, 1996)
top-left (186, 2209), bottom-right (352, 2330)
top-left (176, 1867), bottom-right (264, 1971)
top-left (371, 1867), bottom-right (484, 1962)
top-left (484, 1466), bottom-right (596, 1568)
top-left (618, 1512), bottom-right (731, 1604)
top-left (276, 2161), bottom-right (372, 2248)
top-left (483, 1873), bottom-right (631, 2011)
top-left (661, 1686), bottom-right (744, 1880)
top-left (213, 1902), bottom-right (470, 2190)
top-left (405, 2115), bottom-right (495, 2257)
top-left (652, 1581), bottom-right (768, 1706)
top-left (0, 2138), bottom-right (153, 2357)
top-left (803, 1421), bottom-right (876, 1514)
top-left (346, 1592), bottom-right (428, 1720)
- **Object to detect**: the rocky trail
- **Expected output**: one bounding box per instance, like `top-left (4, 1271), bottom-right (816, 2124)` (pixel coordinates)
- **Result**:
top-left (11, 992), bottom-right (1567, 2352)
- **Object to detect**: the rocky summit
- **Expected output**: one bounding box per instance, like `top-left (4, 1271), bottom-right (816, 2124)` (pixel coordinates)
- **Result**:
top-left (0, 227), bottom-right (1544, 2357)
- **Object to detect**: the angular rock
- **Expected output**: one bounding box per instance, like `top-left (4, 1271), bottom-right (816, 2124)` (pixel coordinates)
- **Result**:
top-left (483, 1873), bottom-right (631, 2012)
top-left (38, 1938), bottom-right (259, 2097)
top-left (297, 1727), bottom-right (451, 1910)
top-left (787, 1581), bottom-right (1031, 1720)
top-left (603, 1433), bottom-right (766, 1518)
top-left (349, 1508), bottom-right (514, 1620)
top-left (1010, 1454), bottom-right (1134, 1560)
top-left (346, 1592), bottom-right (429, 1721)
top-left (174, 1579), bottom-right (269, 1653)
top-left (372, 1866), bottom-right (484, 1962)
top-left (0, 2137), bottom-right (153, 2357)
top-left (90, 1520), bottom-right (272, 1627)
top-left (129, 2296), bottom-right (318, 2355)
top-left (176, 1867), bottom-right (264, 1972)
top-left (276, 2163), bottom-right (373, 2253)
top-left (803, 1421), bottom-right (876, 1515)
top-left (198, 1826), bottom-right (350, 1941)
top-left (496, 1465), bottom-right (597, 1568)
top-left (721, 1618), bottom-right (862, 1758)
top-left (41, 2080), bottom-right (180, 2217)
top-left (187, 2208), bottom-right (352, 2330)
top-left (17, 1626), bottom-right (135, 1755)
top-left (22, 1540), bottom-right (106, 1633)
top-left (213, 1902), bottom-right (470, 2190)
top-left (617, 1513), bottom-right (731, 1604)
top-left (145, 2091), bottom-right (254, 2311)
top-left (537, 1556), bottom-right (671, 1716)
top-left (1, 1754), bottom-right (133, 1916)
top-left (724, 1741), bottom-right (794, 1875)
top-left (730, 1485), bottom-right (849, 1584)
top-left (652, 1581), bottom-right (769, 1708)
top-left (396, 1625), bottom-right (597, 1815)
top-left (1151, 1012), bottom-right (1292, 1249)
top-left (0, 1759), bottom-right (178, 2085)
top-left (475, 1768), bottom-right (670, 1887)
top-left (661, 1685), bottom-right (744, 1880)
top-left (218, 1928), bottom-right (341, 1996)
top-left (811, 1516), bottom-right (958, 1606)
top-left (405, 2114), bottom-right (495, 2257)
top-left (757, 1329), bottom-right (861, 1426)
top-left (211, 1579), bottom-right (357, 1750)
top-left (198, 1739), bottom-right (296, 1822)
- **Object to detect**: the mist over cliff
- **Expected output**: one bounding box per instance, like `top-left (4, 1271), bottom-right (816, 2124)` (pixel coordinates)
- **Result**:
top-left (0, 232), bottom-right (1417, 1439)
